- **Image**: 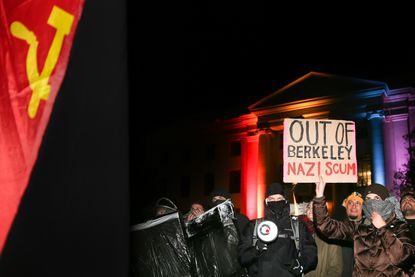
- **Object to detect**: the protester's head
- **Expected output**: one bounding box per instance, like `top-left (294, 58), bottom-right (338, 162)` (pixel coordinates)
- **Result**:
top-left (363, 183), bottom-right (390, 201)
top-left (190, 201), bottom-right (205, 214)
top-left (185, 200), bottom-right (205, 221)
top-left (210, 187), bottom-right (231, 207)
top-left (362, 184), bottom-right (398, 222)
top-left (265, 182), bottom-right (288, 199)
top-left (400, 189), bottom-right (415, 219)
top-left (264, 182), bottom-right (290, 220)
top-left (153, 197), bottom-right (177, 217)
top-left (342, 191), bottom-right (363, 221)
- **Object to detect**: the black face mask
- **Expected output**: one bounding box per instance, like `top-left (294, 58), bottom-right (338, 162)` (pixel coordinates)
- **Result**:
top-left (267, 200), bottom-right (287, 211)
top-left (265, 200), bottom-right (289, 220)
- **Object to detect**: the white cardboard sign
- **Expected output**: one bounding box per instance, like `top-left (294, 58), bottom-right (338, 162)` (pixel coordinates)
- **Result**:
top-left (283, 118), bottom-right (357, 183)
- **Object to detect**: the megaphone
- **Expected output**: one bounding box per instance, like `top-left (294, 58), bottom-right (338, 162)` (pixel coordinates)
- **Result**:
top-left (257, 220), bottom-right (278, 243)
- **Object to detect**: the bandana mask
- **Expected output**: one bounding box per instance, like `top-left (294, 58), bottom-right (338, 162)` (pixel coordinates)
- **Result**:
top-left (362, 197), bottom-right (403, 222)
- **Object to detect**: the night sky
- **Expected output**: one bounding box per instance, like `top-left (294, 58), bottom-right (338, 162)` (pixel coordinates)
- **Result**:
top-left (131, 3), bottom-right (415, 131)
top-left (129, 3), bottom-right (415, 222)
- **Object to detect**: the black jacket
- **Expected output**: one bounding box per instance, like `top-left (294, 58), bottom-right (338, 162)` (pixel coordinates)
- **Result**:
top-left (238, 213), bottom-right (317, 277)
top-left (235, 212), bottom-right (250, 237)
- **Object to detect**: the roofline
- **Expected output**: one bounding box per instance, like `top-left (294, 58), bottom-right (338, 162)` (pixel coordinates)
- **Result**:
top-left (248, 72), bottom-right (318, 110)
top-left (248, 71), bottom-right (389, 110)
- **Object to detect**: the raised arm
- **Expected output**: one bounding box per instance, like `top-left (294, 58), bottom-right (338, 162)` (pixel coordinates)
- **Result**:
top-left (315, 175), bottom-right (326, 198)
top-left (313, 176), bottom-right (355, 240)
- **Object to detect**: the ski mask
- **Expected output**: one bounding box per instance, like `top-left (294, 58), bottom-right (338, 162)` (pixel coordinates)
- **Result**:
top-left (265, 199), bottom-right (290, 221)
top-left (264, 183), bottom-right (290, 220)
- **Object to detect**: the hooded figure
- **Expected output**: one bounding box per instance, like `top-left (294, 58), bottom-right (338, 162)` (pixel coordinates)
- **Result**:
top-left (210, 187), bottom-right (232, 207)
top-left (362, 183), bottom-right (403, 222)
top-left (238, 182), bottom-right (317, 277)
top-left (210, 187), bottom-right (250, 236)
top-left (314, 180), bottom-right (415, 277)
top-left (153, 197), bottom-right (178, 218)
top-left (263, 182), bottom-right (292, 226)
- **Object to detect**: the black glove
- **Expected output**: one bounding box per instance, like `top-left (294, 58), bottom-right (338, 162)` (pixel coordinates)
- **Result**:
top-left (287, 258), bottom-right (303, 276)
top-left (255, 240), bottom-right (267, 254)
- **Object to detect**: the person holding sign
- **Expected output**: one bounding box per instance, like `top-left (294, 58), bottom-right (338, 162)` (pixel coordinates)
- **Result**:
top-left (313, 177), bottom-right (415, 276)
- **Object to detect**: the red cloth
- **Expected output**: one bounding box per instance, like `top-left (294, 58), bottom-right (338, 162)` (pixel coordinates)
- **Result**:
top-left (0, 0), bottom-right (84, 253)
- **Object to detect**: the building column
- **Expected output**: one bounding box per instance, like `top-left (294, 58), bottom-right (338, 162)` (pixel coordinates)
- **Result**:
top-left (383, 114), bottom-right (409, 194)
top-left (257, 132), bottom-right (278, 218)
top-left (367, 111), bottom-right (386, 186)
top-left (241, 134), bottom-right (259, 219)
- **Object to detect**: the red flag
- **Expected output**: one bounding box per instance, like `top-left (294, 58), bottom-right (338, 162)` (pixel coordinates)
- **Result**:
top-left (0, 0), bottom-right (84, 252)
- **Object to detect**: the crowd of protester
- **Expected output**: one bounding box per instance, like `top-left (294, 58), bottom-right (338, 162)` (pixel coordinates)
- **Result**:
top-left (133, 181), bottom-right (415, 277)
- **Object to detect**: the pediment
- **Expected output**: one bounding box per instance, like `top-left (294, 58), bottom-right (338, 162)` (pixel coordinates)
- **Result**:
top-left (249, 72), bottom-right (388, 111)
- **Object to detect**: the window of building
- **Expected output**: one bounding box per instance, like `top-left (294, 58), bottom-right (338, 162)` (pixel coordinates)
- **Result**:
top-left (229, 170), bottom-right (241, 193)
top-left (230, 141), bottom-right (241, 156)
top-left (181, 176), bottom-right (191, 197)
top-left (205, 143), bottom-right (216, 160)
top-left (356, 123), bottom-right (369, 140)
top-left (357, 156), bottom-right (371, 187)
top-left (204, 173), bottom-right (215, 195)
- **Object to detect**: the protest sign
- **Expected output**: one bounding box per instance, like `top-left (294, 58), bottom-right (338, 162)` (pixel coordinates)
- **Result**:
top-left (283, 118), bottom-right (357, 183)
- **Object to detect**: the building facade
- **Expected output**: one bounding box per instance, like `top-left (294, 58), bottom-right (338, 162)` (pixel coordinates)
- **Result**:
top-left (142, 72), bottom-right (414, 219)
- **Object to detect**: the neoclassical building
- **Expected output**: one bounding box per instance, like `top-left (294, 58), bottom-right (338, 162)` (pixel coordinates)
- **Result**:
top-left (143, 72), bottom-right (414, 219)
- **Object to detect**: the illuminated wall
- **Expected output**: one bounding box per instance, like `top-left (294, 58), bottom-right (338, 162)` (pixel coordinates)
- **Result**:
top-left (383, 87), bottom-right (415, 193)
top-left (233, 74), bottom-right (413, 217)
top-left (368, 112), bottom-right (386, 185)
top-left (241, 134), bottom-right (259, 219)
top-left (142, 73), bottom-right (414, 220)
